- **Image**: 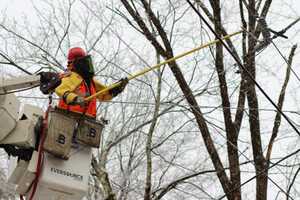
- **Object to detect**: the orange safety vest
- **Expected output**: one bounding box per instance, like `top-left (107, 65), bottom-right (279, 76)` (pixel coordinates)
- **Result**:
top-left (58, 80), bottom-right (97, 117)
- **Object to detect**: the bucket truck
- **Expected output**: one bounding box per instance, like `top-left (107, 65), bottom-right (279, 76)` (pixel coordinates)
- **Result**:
top-left (0, 74), bottom-right (95, 200)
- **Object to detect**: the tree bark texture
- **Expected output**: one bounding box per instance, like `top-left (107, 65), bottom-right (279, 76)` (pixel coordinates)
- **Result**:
top-left (92, 152), bottom-right (117, 200)
top-left (246, 1), bottom-right (268, 199)
top-left (209, 0), bottom-right (241, 199)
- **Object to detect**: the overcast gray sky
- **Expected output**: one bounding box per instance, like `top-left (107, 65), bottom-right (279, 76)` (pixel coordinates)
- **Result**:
top-left (3, 0), bottom-right (36, 19)
top-left (3, 0), bottom-right (300, 20)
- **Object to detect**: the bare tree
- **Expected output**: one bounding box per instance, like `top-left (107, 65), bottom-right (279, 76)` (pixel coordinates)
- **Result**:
top-left (1, 1), bottom-right (300, 200)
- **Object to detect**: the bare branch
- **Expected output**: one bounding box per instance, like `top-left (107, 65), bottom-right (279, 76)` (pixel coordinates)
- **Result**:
top-left (0, 24), bottom-right (63, 70)
top-left (266, 44), bottom-right (297, 163)
top-left (0, 51), bottom-right (32, 75)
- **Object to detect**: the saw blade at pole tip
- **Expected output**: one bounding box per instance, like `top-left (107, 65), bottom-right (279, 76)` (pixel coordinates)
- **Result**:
top-left (84, 30), bottom-right (243, 102)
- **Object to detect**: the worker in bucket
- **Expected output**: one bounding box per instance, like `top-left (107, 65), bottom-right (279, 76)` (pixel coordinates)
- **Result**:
top-left (55, 47), bottom-right (128, 117)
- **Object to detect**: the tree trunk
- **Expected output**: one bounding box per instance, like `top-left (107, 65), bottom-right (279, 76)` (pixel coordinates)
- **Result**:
top-left (210, 0), bottom-right (241, 199)
top-left (247, 1), bottom-right (268, 199)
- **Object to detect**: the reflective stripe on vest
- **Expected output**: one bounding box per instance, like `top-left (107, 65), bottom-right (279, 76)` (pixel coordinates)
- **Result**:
top-left (58, 80), bottom-right (97, 117)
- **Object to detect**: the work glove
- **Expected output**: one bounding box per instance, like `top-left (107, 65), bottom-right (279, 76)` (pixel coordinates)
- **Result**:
top-left (39, 72), bottom-right (61, 94)
top-left (72, 96), bottom-right (87, 107)
top-left (109, 78), bottom-right (129, 97)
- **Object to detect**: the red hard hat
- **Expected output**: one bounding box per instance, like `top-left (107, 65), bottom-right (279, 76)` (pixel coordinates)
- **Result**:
top-left (67, 47), bottom-right (86, 61)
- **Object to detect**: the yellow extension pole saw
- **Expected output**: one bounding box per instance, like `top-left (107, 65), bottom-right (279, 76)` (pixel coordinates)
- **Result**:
top-left (85, 30), bottom-right (242, 102)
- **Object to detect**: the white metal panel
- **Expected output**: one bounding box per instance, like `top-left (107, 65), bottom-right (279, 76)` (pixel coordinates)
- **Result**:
top-left (28, 147), bottom-right (92, 200)
top-left (20, 104), bottom-right (44, 120)
top-left (0, 75), bottom-right (40, 92)
top-left (0, 94), bottom-right (20, 141)
top-left (7, 157), bottom-right (26, 185)
top-left (0, 108), bottom-right (17, 141)
top-left (1, 119), bottom-right (36, 148)
top-left (16, 151), bottom-right (38, 195)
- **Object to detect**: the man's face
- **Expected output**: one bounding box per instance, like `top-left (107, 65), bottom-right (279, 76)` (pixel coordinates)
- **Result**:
top-left (67, 61), bottom-right (73, 71)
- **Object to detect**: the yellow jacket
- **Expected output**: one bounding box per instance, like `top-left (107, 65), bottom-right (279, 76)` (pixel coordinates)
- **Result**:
top-left (55, 71), bottom-right (112, 104)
